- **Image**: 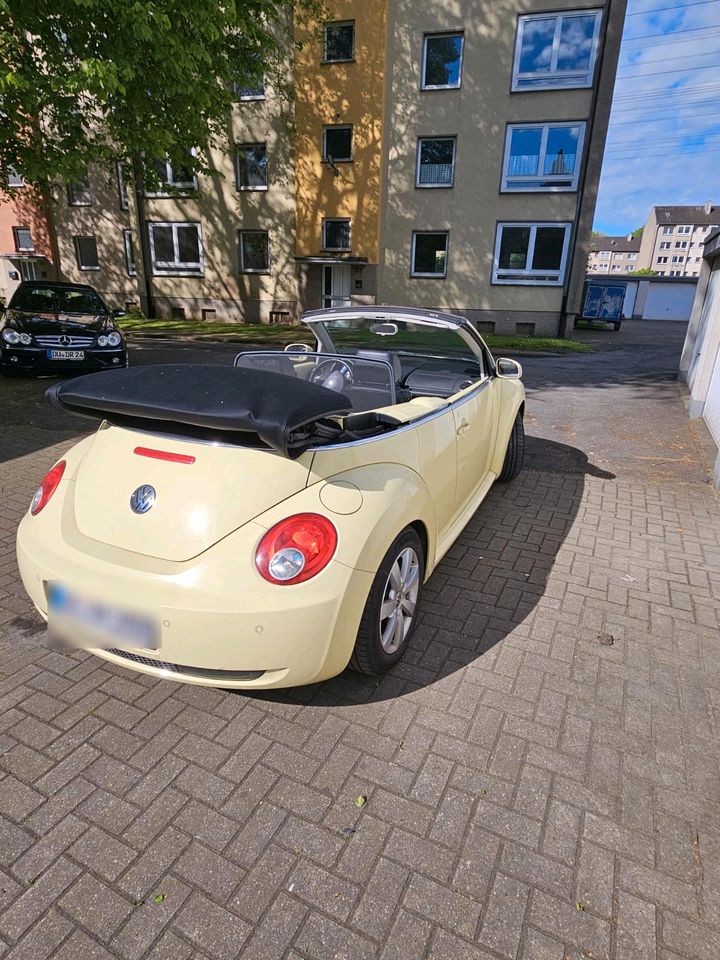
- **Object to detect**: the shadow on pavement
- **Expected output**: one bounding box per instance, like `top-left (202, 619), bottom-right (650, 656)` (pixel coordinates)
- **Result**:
top-left (250, 435), bottom-right (615, 708)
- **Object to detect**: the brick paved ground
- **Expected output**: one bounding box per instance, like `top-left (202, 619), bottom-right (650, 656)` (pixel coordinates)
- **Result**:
top-left (1, 321), bottom-right (719, 959)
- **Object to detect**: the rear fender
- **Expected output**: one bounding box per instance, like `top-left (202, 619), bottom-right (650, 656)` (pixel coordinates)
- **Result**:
top-left (253, 464), bottom-right (437, 578)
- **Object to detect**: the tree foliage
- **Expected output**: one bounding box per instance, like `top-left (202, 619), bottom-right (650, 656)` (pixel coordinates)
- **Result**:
top-left (631, 227), bottom-right (644, 238)
top-left (632, 267), bottom-right (658, 276)
top-left (0, 0), bottom-right (315, 189)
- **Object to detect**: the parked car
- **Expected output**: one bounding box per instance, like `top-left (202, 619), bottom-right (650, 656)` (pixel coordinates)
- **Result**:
top-left (0, 280), bottom-right (128, 375)
top-left (16, 307), bottom-right (524, 689)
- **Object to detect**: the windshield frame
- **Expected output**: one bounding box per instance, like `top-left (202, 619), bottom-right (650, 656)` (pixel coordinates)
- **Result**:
top-left (302, 309), bottom-right (489, 367)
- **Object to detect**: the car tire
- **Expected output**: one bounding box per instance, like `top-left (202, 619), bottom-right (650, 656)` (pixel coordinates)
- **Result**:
top-left (613, 321), bottom-right (621, 331)
top-left (350, 527), bottom-right (425, 676)
top-left (497, 411), bottom-right (525, 482)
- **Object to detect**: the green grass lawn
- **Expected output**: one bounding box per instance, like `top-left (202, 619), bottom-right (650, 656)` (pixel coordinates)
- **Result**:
top-left (116, 317), bottom-right (590, 353)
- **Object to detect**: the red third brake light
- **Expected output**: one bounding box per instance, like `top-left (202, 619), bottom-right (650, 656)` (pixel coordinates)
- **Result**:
top-left (134, 447), bottom-right (196, 464)
top-left (256, 514), bottom-right (338, 585)
top-left (30, 460), bottom-right (66, 516)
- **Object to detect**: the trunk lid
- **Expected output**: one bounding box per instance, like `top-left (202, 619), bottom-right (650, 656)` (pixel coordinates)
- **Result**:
top-left (72, 426), bottom-right (312, 561)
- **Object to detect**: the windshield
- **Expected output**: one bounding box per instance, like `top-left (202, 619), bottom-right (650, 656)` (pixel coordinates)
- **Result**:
top-left (315, 316), bottom-right (480, 360)
top-left (10, 285), bottom-right (106, 317)
top-left (234, 351), bottom-right (396, 413)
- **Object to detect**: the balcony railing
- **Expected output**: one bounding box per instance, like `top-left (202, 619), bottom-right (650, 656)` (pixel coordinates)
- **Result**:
top-left (418, 162), bottom-right (454, 185)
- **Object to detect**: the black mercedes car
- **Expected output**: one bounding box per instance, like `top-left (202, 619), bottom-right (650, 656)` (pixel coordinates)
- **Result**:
top-left (0, 281), bottom-right (128, 376)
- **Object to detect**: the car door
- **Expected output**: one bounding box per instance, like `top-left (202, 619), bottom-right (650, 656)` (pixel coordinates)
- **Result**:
top-left (451, 357), bottom-right (498, 517)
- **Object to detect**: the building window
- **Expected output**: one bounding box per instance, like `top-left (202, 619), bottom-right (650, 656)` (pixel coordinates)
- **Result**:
top-left (416, 137), bottom-right (456, 187)
top-left (148, 222), bottom-right (203, 275)
top-left (598, 263), bottom-right (608, 271)
top-left (123, 230), bottom-right (136, 276)
top-left (147, 158), bottom-right (196, 195)
top-left (671, 255), bottom-right (684, 263)
top-left (659, 242), bottom-right (671, 249)
top-left (68, 174), bottom-right (92, 206)
top-left (674, 241), bottom-right (688, 249)
top-left (411, 231), bottom-right (449, 278)
top-left (231, 59), bottom-right (265, 100)
top-left (117, 163), bottom-right (129, 211)
top-left (13, 227), bottom-right (33, 252)
top-left (598, 250), bottom-right (610, 259)
top-left (324, 21), bottom-right (355, 62)
top-left (323, 126), bottom-right (353, 163)
top-left (322, 218), bottom-right (351, 251)
top-left (74, 235), bottom-right (99, 271)
top-left (7, 169), bottom-right (24, 188)
top-left (611, 265), bottom-right (621, 272)
top-left (627, 265), bottom-right (634, 271)
top-left (512, 11), bottom-right (602, 91)
top-left (662, 226), bottom-right (674, 234)
top-left (627, 253), bottom-right (637, 261)
top-left (493, 222), bottom-right (571, 285)
top-left (502, 122), bottom-right (585, 191)
top-left (422, 33), bottom-right (464, 90)
top-left (677, 225), bottom-right (692, 234)
top-left (239, 230), bottom-right (270, 273)
top-left (236, 143), bottom-right (268, 190)
top-left (657, 256), bottom-right (668, 264)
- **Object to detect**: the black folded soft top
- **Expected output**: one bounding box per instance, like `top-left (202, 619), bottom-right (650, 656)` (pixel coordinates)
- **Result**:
top-left (47, 364), bottom-right (352, 457)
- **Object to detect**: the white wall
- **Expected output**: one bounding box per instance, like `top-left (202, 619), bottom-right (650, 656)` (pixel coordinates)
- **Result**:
top-left (682, 256), bottom-right (720, 487)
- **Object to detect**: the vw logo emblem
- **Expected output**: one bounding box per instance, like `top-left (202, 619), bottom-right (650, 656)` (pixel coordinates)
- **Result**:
top-left (130, 484), bottom-right (156, 514)
top-left (59, 335), bottom-right (71, 346)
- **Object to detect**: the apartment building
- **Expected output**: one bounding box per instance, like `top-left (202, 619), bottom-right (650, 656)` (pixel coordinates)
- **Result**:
top-left (48, 0), bottom-right (626, 335)
top-left (587, 234), bottom-right (640, 274)
top-left (638, 204), bottom-right (719, 279)
top-left (0, 176), bottom-right (56, 302)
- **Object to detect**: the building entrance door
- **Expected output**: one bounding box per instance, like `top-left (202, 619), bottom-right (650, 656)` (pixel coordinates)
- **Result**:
top-left (322, 264), bottom-right (351, 309)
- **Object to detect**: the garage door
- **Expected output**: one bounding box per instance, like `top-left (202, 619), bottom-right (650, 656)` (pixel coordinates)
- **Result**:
top-left (688, 269), bottom-right (720, 389)
top-left (705, 336), bottom-right (720, 446)
top-left (642, 284), bottom-right (696, 321)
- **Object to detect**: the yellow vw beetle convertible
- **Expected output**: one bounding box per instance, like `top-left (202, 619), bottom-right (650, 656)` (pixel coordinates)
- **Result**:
top-left (16, 307), bottom-right (525, 688)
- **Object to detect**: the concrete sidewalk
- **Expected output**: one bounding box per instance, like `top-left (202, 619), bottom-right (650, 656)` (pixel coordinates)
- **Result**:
top-left (0, 320), bottom-right (718, 960)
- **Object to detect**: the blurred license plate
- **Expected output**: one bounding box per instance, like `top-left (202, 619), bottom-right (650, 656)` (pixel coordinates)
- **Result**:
top-left (48, 584), bottom-right (158, 649)
top-left (47, 350), bottom-right (84, 360)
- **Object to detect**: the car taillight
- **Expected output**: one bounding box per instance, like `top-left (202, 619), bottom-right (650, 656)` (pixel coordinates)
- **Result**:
top-left (30, 460), bottom-right (66, 516)
top-left (256, 513), bottom-right (337, 585)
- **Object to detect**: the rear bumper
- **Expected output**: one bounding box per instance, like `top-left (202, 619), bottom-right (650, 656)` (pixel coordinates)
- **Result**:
top-left (16, 504), bottom-right (372, 689)
top-left (1, 345), bottom-right (128, 374)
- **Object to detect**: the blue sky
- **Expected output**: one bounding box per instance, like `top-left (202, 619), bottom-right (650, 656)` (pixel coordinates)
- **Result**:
top-left (594, 0), bottom-right (720, 234)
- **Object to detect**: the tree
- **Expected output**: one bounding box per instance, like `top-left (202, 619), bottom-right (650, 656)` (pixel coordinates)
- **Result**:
top-left (0, 0), bottom-right (315, 187)
top-left (633, 268), bottom-right (658, 276)
top-left (0, 0), bottom-right (316, 310)
top-left (591, 230), bottom-right (607, 238)
top-left (631, 227), bottom-right (644, 238)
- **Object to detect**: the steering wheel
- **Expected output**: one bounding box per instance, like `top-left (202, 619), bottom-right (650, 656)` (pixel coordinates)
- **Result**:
top-left (308, 358), bottom-right (354, 393)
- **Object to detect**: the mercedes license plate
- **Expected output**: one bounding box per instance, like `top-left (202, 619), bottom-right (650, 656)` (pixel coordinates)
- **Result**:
top-left (47, 349), bottom-right (85, 360)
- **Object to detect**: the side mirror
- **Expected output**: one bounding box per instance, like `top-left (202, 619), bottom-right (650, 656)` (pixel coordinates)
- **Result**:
top-left (112, 309), bottom-right (126, 319)
top-left (496, 357), bottom-right (522, 379)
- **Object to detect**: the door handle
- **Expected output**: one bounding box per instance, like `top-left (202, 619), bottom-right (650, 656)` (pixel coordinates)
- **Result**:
top-left (456, 420), bottom-right (471, 436)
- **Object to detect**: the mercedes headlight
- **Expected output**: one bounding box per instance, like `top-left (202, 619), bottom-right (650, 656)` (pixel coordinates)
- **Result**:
top-left (107, 331), bottom-right (122, 347)
top-left (2, 329), bottom-right (20, 344)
